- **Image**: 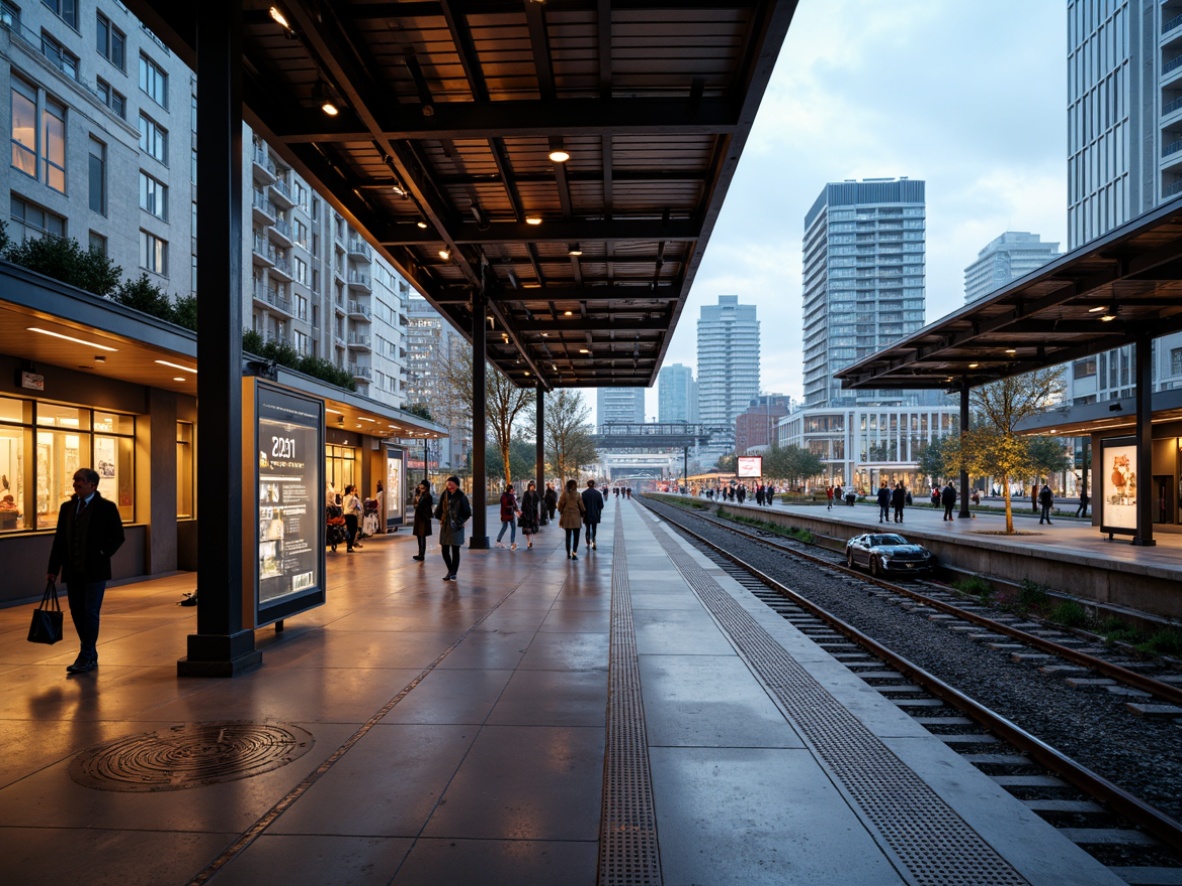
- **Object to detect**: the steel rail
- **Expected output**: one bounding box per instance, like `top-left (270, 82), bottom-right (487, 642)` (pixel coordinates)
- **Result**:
top-left (645, 499), bottom-right (1182, 850)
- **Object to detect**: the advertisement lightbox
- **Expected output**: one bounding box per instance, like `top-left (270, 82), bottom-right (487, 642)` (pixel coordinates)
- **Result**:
top-left (736, 456), bottom-right (763, 479)
top-left (1100, 435), bottom-right (1136, 538)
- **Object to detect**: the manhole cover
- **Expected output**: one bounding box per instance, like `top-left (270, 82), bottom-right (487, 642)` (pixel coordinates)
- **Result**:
top-left (70, 721), bottom-right (314, 792)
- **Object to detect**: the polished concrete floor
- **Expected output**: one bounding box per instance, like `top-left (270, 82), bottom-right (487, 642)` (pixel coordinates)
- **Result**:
top-left (0, 498), bottom-right (1124, 885)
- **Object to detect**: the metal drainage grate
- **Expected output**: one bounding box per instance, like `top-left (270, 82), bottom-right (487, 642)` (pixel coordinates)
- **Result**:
top-left (71, 721), bottom-right (314, 792)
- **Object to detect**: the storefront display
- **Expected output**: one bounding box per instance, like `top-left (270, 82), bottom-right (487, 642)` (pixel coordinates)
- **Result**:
top-left (385, 448), bottom-right (404, 528)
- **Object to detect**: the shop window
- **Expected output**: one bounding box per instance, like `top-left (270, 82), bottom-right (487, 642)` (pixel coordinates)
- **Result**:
top-left (0, 398), bottom-right (26, 531)
top-left (177, 422), bottom-right (193, 518)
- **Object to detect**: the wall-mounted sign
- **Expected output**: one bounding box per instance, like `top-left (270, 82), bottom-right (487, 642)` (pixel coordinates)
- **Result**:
top-left (18, 370), bottom-right (44, 391)
top-left (737, 455), bottom-right (763, 479)
top-left (244, 379), bottom-right (325, 627)
top-left (1100, 436), bottom-right (1136, 537)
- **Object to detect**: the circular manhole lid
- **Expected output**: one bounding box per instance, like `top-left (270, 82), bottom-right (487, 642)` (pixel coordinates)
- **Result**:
top-left (70, 721), bottom-right (314, 792)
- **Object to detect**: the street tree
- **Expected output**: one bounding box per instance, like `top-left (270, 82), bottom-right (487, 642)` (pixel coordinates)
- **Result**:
top-left (1027, 435), bottom-right (1072, 485)
top-left (945, 368), bottom-right (1065, 533)
top-left (440, 349), bottom-right (532, 484)
top-left (915, 436), bottom-right (951, 484)
top-left (523, 388), bottom-right (598, 482)
top-left (763, 444), bottom-right (825, 489)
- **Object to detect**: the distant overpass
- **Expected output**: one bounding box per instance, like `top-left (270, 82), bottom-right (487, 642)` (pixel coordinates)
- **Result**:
top-left (595, 422), bottom-right (716, 449)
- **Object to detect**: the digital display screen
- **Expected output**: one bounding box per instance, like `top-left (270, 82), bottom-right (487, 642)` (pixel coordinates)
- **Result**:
top-left (737, 456), bottom-right (763, 478)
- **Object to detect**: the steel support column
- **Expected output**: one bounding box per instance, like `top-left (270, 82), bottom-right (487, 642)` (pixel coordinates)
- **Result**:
top-left (958, 382), bottom-right (971, 519)
top-left (1133, 332), bottom-right (1156, 546)
top-left (179, 0), bottom-right (261, 676)
top-left (469, 293), bottom-right (489, 549)
top-left (536, 386), bottom-right (547, 524)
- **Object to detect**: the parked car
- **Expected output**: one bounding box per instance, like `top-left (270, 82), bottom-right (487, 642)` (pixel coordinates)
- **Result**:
top-left (845, 532), bottom-right (936, 577)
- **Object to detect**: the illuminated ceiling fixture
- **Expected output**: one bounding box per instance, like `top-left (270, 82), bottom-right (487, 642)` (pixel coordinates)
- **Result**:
top-left (568, 243), bottom-right (582, 256)
top-left (312, 79), bottom-right (339, 117)
top-left (525, 215), bottom-right (542, 226)
top-left (173, 377), bottom-right (186, 382)
top-left (524, 371), bottom-right (531, 377)
top-left (392, 183), bottom-right (408, 198)
top-left (268, 6), bottom-right (291, 29)
top-left (968, 362), bottom-right (980, 369)
top-left (416, 220), bottom-right (428, 229)
top-left (548, 148), bottom-right (570, 163)
top-left (579, 348), bottom-right (590, 354)
top-left (1087, 304), bottom-right (1108, 313)
top-left (438, 248), bottom-right (451, 260)
top-left (1099, 308), bottom-right (1117, 322)
top-left (541, 332), bottom-right (550, 338)
top-left (155, 359), bottom-right (197, 373)
top-left (1005, 348), bottom-right (1017, 356)
top-left (29, 327), bottom-right (117, 351)
top-left (564, 310), bottom-right (573, 316)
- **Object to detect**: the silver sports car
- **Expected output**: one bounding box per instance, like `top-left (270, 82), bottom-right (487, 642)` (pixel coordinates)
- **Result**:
top-left (845, 532), bottom-right (936, 577)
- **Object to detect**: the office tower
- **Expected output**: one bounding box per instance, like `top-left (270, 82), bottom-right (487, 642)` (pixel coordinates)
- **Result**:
top-left (697, 295), bottom-right (760, 454)
top-left (597, 387), bottom-right (646, 430)
top-left (2, 0), bottom-right (409, 407)
top-left (658, 363), bottom-right (698, 423)
top-left (406, 296), bottom-right (469, 466)
top-left (801, 179), bottom-right (926, 407)
top-left (735, 394), bottom-right (790, 455)
top-left (1066, 1), bottom-right (1182, 401)
top-left (963, 232), bottom-right (1062, 303)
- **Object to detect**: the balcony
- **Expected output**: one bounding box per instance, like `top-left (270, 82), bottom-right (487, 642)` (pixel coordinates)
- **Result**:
top-left (346, 238), bottom-right (372, 261)
top-left (1165, 54), bottom-right (1182, 79)
top-left (348, 363), bottom-right (372, 381)
top-left (251, 235), bottom-right (274, 267)
top-left (269, 254), bottom-right (294, 282)
top-left (347, 271), bottom-right (372, 292)
top-left (267, 218), bottom-right (293, 248)
top-left (251, 191), bottom-right (276, 225)
top-left (347, 333), bottom-right (372, 351)
top-left (251, 147), bottom-right (277, 183)
top-left (269, 177), bottom-right (297, 210)
top-left (347, 300), bottom-right (372, 320)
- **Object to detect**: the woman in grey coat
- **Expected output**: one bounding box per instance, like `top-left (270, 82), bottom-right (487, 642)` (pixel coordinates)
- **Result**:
top-left (433, 475), bottom-right (472, 581)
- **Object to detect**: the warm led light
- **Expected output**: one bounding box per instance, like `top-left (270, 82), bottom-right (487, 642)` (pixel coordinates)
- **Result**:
top-left (968, 362), bottom-right (980, 369)
top-left (569, 244), bottom-right (582, 256)
top-left (325, 408), bottom-right (342, 415)
top-left (564, 310), bottom-right (573, 316)
top-left (439, 248), bottom-right (451, 260)
top-left (525, 216), bottom-right (542, 225)
top-left (416, 220), bottom-right (428, 229)
top-left (1005, 348), bottom-right (1017, 356)
top-left (155, 359), bottom-right (197, 373)
top-left (548, 149), bottom-right (570, 163)
top-left (321, 100), bottom-right (339, 116)
top-left (29, 327), bottom-right (117, 351)
top-left (1100, 312), bottom-right (1116, 322)
top-left (524, 371), bottom-right (531, 376)
top-left (1087, 305), bottom-right (1108, 313)
top-left (359, 417), bottom-right (376, 422)
top-left (579, 348), bottom-right (590, 354)
top-left (542, 333), bottom-right (550, 338)
top-left (173, 376), bottom-right (186, 382)
top-left (269, 6), bottom-right (290, 29)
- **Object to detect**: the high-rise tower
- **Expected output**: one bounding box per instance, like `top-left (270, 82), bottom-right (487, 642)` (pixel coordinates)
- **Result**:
top-left (658, 363), bottom-right (698, 423)
top-left (963, 232), bottom-right (1062, 303)
top-left (596, 388), bottom-right (646, 431)
top-left (697, 295), bottom-right (759, 454)
top-left (801, 179), bottom-right (926, 407)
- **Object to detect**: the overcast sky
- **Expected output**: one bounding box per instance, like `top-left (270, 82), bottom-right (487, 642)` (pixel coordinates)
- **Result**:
top-left (586, 0), bottom-right (1068, 424)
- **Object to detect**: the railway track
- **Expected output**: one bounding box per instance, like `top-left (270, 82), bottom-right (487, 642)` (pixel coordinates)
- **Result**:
top-left (642, 495), bottom-right (1182, 884)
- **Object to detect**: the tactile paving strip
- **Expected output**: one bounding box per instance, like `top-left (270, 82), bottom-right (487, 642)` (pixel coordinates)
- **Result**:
top-left (71, 721), bottom-right (314, 792)
top-left (598, 510), bottom-right (663, 886)
top-left (648, 521), bottom-right (1029, 886)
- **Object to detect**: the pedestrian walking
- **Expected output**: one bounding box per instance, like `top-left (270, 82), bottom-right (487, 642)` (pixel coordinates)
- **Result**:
top-left (891, 482), bottom-right (906, 523)
top-left (46, 468), bottom-right (125, 674)
top-left (544, 483), bottom-right (558, 521)
top-left (433, 476), bottom-right (472, 581)
top-left (1031, 484), bottom-right (1039, 513)
top-left (581, 479), bottom-right (605, 551)
top-left (1039, 484), bottom-right (1054, 525)
top-left (1075, 490), bottom-right (1090, 518)
top-left (557, 479), bottom-right (586, 559)
top-left (876, 482), bottom-right (891, 523)
top-left (343, 484), bottom-right (363, 552)
top-left (495, 484), bottom-right (520, 550)
top-left (411, 481), bottom-right (433, 561)
top-left (941, 482), bottom-right (957, 521)
top-left (520, 481), bottom-right (541, 548)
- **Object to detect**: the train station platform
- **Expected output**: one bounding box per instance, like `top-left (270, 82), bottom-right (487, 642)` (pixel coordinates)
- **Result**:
top-left (0, 498), bottom-right (1123, 885)
top-left (708, 494), bottom-right (1182, 623)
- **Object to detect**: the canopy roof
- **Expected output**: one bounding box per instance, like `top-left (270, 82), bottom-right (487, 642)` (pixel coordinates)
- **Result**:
top-left (836, 200), bottom-right (1182, 391)
top-left (127, 0), bottom-right (797, 390)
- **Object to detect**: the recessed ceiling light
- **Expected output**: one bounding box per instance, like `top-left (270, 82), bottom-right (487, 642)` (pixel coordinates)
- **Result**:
top-left (579, 348), bottom-right (590, 354)
top-left (321, 100), bottom-right (339, 117)
top-left (1087, 305), bottom-right (1108, 313)
top-left (1005, 348), bottom-right (1017, 356)
top-left (173, 376), bottom-right (186, 382)
top-left (548, 149), bottom-right (570, 163)
top-left (564, 310), bottom-right (573, 316)
top-left (416, 220), bottom-right (428, 229)
top-left (29, 327), bottom-right (117, 351)
top-left (568, 243), bottom-right (582, 256)
top-left (525, 216), bottom-right (542, 226)
top-left (439, 248), bottom-right (451, 260)
top-left (968, 362), bottom-right (980, 369)
top-left (269, 6), bottom-right (290, 29)
top-left (155, 359), bottom-right (197, 373)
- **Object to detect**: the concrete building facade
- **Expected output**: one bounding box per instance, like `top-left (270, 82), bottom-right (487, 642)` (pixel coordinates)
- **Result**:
top-left (696, 294), bottom-right (759, 459)
top-left (596, 387), bottom-right (646, 431)
top-left (735, 394), bottom-right (790, 455)
top-left (963, 232), bottom-right (1062, 303)
top-left (658, 362), bottom-right (698, 424)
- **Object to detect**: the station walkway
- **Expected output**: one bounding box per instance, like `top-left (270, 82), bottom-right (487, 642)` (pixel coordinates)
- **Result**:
top-left (0, 498), bottom-right (1123, 885)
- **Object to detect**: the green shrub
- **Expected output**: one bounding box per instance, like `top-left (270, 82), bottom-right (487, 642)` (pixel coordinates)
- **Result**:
top-left (953, 575), bottom-right (994, 603)
top-left (1099, 617), bottom-right (1143, 646)
top-left (1017, 579), bottom-right (1050, 614)
top-left (1050, 600), bottom-right (1089, 628)
top-left (1137, 630), bottom-right (1182, 658)
top-left (170, 294), bottom-right (197, 330)
top-left (5, 234), bottom-right (122, 296)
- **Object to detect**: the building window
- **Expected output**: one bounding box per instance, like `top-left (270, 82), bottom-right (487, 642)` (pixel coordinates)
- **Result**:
top-left (96, 11), bottom-right (124, 69)
top-left (95, 77), bottom-right (126, 118)
top-left (10, 194), bottom-right (64, 241)
top-left (1, 1), bottom-right (19, 28)
top-left (42, 0), bottom-right (75, 28)
top-left (190, 252), bottom-right (197, 292)
top-left (140, 229), bottom-right (167, 275)
top-left (138, 170), bottom-right (167, 219)
top-left (88, 230), bottom-right (106, 254)
top-left (41, 31), bottom-right (79, 80)
top-left (138, 53), bottom-right (168, 108)
top-left (10, 79), bottom-right (36, 179)
top-left (1172, 349), bottom-right (1182, 377)
top-left (138, 113), bottom-right (167, 163)
top-left (88, 136), bottom-right (106, 215)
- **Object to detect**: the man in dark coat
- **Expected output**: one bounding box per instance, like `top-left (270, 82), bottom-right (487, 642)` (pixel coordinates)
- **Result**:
top-left (876, 482), bottom-right (891, 523)
top-left (890, 482), bottom-right (906, 523)
top-left (47, 468), bottom-right (125, 674)
top-left (1039, 484), bottom-right (1054, 525)
top-left (411, 481), bottom-right (433, 561)
top-left (581, 479), bottom-right (606, 550)
top-left (941, 482), bottom-right (957, 521)
top-left (543, 483), bottom-right (558, 521)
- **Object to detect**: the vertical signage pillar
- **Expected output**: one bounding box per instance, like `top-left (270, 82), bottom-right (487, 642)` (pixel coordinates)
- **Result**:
top-left (470, 292), bottom-right (489, 548)
top-left (958, 381), bottom-right (971, 519)
top-left (1133, 332), bottom-right (1155, 546)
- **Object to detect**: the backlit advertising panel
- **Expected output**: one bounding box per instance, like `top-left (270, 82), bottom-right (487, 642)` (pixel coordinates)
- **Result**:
top-left (1100, 436), bottom-right (1136, 537)
top-left (736, 456), bottom-right (763, 479)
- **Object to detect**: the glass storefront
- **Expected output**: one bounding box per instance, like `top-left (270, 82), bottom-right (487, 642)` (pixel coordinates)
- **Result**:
top-left (0, 397), bottom-right (135, 532)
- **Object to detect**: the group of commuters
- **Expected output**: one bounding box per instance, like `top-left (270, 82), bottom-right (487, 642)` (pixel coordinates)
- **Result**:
top-left (409, 476), bottom-right (612, 578)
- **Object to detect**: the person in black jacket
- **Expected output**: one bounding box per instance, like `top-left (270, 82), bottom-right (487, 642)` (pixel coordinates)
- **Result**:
top-left (46, 468), bottom-right (125, 674)
top-left (581, 479), bottom-right (606, 550)
top-left (941, 482), bottom-right (957, 521)
top-left (1039, 484), bottom-right (1054, 525)
top-left (890, 482), bottom-right (906, 523)
top-left (520, 481), bottom-right (542, 548)
top-left (411, 481), bottom-right (433, 562)
top-left (543, 483), bottom-right (558, 522)
top-left (433, 476), bottom-right (472, 581)
top-left (876, 482), bottom-right (891, 523)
